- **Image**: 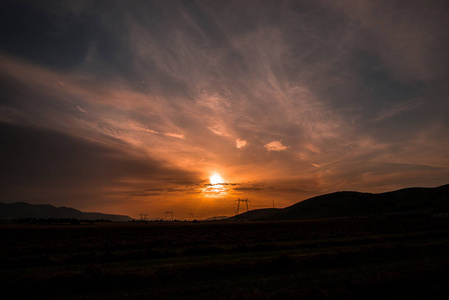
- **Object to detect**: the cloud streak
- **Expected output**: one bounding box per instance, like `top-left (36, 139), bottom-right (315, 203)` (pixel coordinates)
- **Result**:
top-left (0, 0), bottom-right (448, 218)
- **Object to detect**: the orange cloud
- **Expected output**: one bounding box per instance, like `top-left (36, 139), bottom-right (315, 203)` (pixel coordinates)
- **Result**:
top-left (264, 141), bottom-right (288, 151)
top-left (235, 139), bottom-right (248, 149)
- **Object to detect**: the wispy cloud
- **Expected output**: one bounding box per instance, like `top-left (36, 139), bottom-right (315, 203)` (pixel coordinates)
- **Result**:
top-left (75, 105), bottom-right (88, 114)
top-left (370, 98), bottom-right (424, 122)
top-left (0, 0), bottom-right (447, 218)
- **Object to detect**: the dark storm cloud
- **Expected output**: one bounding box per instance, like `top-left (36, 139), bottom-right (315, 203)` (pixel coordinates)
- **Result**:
top-left (0, 121), bottom-right (200, 206)
top-left (0, 0), bottom-right (95, 70)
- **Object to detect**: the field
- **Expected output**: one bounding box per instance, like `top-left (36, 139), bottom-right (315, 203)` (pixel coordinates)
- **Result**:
top-left (1, 217), bottom-right (449, 299)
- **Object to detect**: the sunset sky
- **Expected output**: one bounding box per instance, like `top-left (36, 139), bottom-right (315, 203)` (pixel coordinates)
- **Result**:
top-left (1, 0), bottom-right (448, 219)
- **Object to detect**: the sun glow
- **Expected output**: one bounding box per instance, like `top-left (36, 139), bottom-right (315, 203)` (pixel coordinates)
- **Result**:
top-left (210, 173), bottom-right (224, 185)
top-left (202, 173), bottom-right (228, 197)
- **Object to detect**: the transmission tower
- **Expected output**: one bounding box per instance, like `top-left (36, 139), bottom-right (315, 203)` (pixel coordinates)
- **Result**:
top-left (188, 213), bottom-right (194, 221)
top-left (165, 211), bottom-right (174, 221)
top-left (139, 213), bottom-right (148, 221)
top-left (235, 198), bottom-right (251, 215)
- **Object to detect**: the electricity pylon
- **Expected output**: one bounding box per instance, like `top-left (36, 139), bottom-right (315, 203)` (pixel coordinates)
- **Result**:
top-left (139, 213), bottom-right (148, 221)
top-left (165, 211), bottom-right (174, 221)
top-left (235, 198), bottom-right (251, 215)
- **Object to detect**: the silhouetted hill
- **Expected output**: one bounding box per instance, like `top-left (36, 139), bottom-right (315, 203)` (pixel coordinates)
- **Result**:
top-left (232, 208), bottom-right (280, 220)
top-left (233, 184), bottom-right (449, 221)
top-left (0, 202), bottom-right (132, 222)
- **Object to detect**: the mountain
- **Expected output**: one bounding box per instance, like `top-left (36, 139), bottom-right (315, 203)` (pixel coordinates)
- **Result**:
top-left (232, 184), bottom-right (449, 221)
top-left (0, 202), bottom-right (132, 222)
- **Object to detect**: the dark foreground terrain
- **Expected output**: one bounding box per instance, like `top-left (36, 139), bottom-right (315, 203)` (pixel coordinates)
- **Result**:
top-left (1, 217), bottom-right (449, 299)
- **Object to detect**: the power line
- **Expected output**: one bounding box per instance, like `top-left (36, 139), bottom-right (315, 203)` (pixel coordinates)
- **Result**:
top-left (235, 198), bottom-right (251, 215)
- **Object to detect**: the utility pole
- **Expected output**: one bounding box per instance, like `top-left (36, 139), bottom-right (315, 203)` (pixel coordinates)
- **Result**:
top-left (165, 211), bottom-right (173, 221)
top-left (273, 199), bottom-right (275, 209)
top-left (188, 213), bottom-right (194, 221)
top-left (235, 198), bottom-right (251, 215)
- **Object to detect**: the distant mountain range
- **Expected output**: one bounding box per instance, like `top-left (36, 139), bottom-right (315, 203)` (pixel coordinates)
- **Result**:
top-left (232, 184), bottom-right (449, 221)
top-left (0, 202), bottom-right (132, 222)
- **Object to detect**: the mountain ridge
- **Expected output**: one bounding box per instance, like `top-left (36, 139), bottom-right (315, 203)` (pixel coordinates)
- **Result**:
top-left (0, 202), bottom-right (132, 222)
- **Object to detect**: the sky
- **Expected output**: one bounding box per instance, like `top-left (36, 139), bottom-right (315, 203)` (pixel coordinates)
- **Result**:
top-left (1, 0), bottom-right (448, 219)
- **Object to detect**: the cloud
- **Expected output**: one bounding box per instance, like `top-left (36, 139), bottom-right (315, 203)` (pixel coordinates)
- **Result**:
top-left (327, 0), bottom-right (449, 82)
top-left (207, 123), bottom-right (229, 137)
top-left (370, 98), bottom-right (424, 122)
top-left (264, 141), bottom-right (288, 152)
top-left (0, 121), bottom-right (200, 208)
top-left (0, 0), bottom-right (447, 217)
top-left (164, 132), bottom-right (185, 139)
top-left (0, 1), bottom-right (95, 70)
top-left (75, 105), bottom-right (88, 114)
top-left (235, 139), bottom-right (248, 149)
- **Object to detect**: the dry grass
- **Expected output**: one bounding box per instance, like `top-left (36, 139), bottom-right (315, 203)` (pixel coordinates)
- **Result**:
top-left (1, 217), bottom-right (449, 299)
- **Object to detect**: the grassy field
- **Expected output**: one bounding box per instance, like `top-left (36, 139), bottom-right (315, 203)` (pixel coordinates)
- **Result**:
top-left (1, 216), bottom-right (449, 299)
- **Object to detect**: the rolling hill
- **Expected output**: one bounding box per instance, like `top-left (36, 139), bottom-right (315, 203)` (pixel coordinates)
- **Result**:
top-left (0, 202), bottom-right (132, 222)
top-left (232, 184), bottom-right (449, 221)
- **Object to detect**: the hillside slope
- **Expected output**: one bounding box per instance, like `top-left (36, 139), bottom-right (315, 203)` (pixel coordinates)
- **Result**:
top-left (233, 184), bottom-right (449, 221)
top-left (0, 202), bottom-right (132, 221)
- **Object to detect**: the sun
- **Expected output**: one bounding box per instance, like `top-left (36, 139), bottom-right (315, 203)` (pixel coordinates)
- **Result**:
top-left (210, 173), bottom-right (224, 185)
top-left (203, 173), bottom-right (228, 197)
